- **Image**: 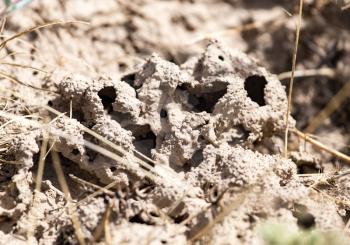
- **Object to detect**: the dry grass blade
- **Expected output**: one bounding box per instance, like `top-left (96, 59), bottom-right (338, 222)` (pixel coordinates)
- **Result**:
top-left (51, 149), bottom-right (86, 245)
top-left (0, 34), bottom-right (40, 50)
top-left (0, 17), bottom-right (6, 34)
top-left (188, 188), bottom-right (250, 242)
top-left (278, 67), bottom-right (335, 80)
top-left (1, 94), bottom-right (180, 186)
top-left (43, 105), bottom-right (187, 189)
top-left (284, 0), bottom-right (304, 158)
top-left (0, 51), bottom-right (38, 61)
top-left (27, 126), bottom-right (49, 240)
top-left (42, 139), bottom-right (56, 160)
top-left (311, 185), bottom-right (350, 208)
top-left (0, 109), bottom-right (160, 183)
top-left (305, 81), bottom-right (350, 134)
top-left (93, 202), bottom-right (113, 244)
top-left (82, 139), bottom-right (158, 180)
top-left (104, 203), bottom-right (113, 245)
top-left (0, 62), bottom-right (49, 74)
top-left (0, 114), bottom-right (39, 129)
top-left (72, 180), bottom-right (118, 210)
top-left (0, 109), bottom-right (157, 202)
top-left (291, 128), bottom-right (350, 164)
top-left (34, 128), bottom-right (49, 192)
top-left (69, 174), bottom-right (114, 196)
top-left (0, 70), bottom-right (54, 92)
top-left (0, 20), bottom-right (89, 50)
top-left (69, 100), bottom-right (73, 119)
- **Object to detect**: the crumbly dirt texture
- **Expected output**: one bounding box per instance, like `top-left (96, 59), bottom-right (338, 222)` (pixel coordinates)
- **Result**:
top-left (1, 0), bottom-right (350, 244)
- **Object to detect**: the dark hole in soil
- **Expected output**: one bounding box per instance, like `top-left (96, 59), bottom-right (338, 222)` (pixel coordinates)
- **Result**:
top-left (248, 214), bottom-right (256, 223)
top-left (132, 125), bottom-right (156, 158)
top-left (177, 83), bottom-right (188, 91)
top-left (119, 62), bottom-right (127, 70)
top-left (148, 210), bottom-right (160, 218)
top-left (32, 70), bottom-right (38, 76)
top-left (191, 149), bottom-right (204, 167)
top-left (292, 204), bottom-right (316, 229)
top-left (187, 84), bottom-right (228, 113)
top-left (218, 55), bottom-right (224, 61)
top-left (210, 185), bottom-right (219, 202)
top-left (47, 100), bottom-right (53, 106)
top-left (183, 149), bottom-right (204, 172)
top-left (98, 86), bottom-right (116, 113)
top-left (329, 49), bottom-right (345, 67)
top-left (244, 75), bottom-right (267, 106)
top-left (92, 36), bottom-right (98, 42)
top-left (297, 165), bottom-right (321, 175)
top-left (228, 125), bottom-right (250, 146)
top-left (0, 164), bottom-right (15, 183)
top-left (129, 213), bottom-right (153, 225)
top-left (166, 51), bottom-right (180, 65)
top-left (160, 109), bottom-right (168, 118)
top-left (71, 149), bottom-right (80, 155)
top-left (173, 212), bottom-right (190, 224)
top-left (341, 209), bottom-right (350, 224)
top-left (129, 214), bottom-right (144, 224)
top-left (30, 48), bottom-right (35, 60)
top-left (56, 225), bottom-right (75, 245)
top-left (133, 180), bottom-right (153, 198)
top-left (103, 196), bottom-right (110, 204)
top-left (110, 166), bottom-right (117, 172)
top-left (86, 148), bottom-right (98, 162)
top-left (121, 73), bottom-right (140, 89)
top-left (27, 31), bottom-right (39, 42)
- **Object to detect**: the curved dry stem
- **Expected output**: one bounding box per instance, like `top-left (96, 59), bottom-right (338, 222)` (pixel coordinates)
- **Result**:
top-left (0, 20), bottom-right (89, 51)
top-left (0, 34), bottom-right (40, 52)
top-left (0, 62), bottom-right (49, 73)
top-left (0, 70), bottom-right (55, 93)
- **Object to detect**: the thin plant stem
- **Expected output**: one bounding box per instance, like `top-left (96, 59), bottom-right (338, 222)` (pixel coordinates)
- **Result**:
top-left (291, 128), bottom-right (350, 164)
top-left (284, 0), bottom-right (304, 158)
top-left (51, 149), bottom-right (86, 245)
top-left (305, 81), bottom-right (350, 134)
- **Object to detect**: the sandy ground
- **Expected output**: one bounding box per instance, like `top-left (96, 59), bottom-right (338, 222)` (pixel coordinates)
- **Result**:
top-left (0, 0), bottom-right (350, 244)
